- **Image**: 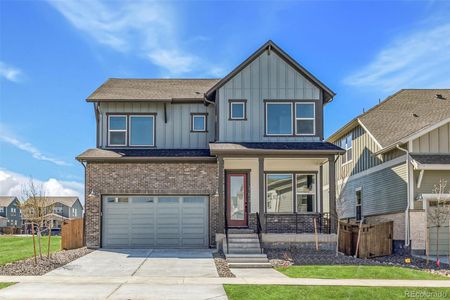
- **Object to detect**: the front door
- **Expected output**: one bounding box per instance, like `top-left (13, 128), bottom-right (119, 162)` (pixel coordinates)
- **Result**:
top-left (226, 173), bottom-right (248, 227)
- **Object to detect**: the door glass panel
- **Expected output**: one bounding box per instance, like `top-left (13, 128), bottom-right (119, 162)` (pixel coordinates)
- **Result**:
top-left (229, 175), bottom-right (245, 220)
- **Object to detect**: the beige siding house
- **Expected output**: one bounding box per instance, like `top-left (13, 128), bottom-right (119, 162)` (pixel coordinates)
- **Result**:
top-left (325, 89), bottom-right (450, 255)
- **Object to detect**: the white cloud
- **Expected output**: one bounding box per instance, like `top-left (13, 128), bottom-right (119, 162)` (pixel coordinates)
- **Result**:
top-left (0, 61), bottom-right (22, 82)
top-left (0, 169), bottom-right (84, 204)
top-left (48, 0), bottom-right (220, 76)
top-left (344, 22), bottom-right (450, 91)
top-left (0, 127), bottom-right (70, 166)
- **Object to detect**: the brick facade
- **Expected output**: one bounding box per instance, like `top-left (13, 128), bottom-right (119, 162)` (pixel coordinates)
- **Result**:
top-left (85, 161), bottom-right (219, 248)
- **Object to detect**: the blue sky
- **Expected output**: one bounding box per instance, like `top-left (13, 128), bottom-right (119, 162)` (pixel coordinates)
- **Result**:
top-left (1, 0), bottom-right (450, 203)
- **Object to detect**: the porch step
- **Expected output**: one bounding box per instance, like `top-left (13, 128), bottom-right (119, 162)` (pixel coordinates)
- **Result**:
top-left (227, 234), bottom-right (259, 239)
top-left (227, 229), bottom-right (255, 234)
top-left (228, 262), bottom-right (272, 268)
top-left (225, 254), bottom-right (269, 263)
top-left (228, 238), bottom-right (259, 243)
top-left (228, 242), bottom-right (261, 248)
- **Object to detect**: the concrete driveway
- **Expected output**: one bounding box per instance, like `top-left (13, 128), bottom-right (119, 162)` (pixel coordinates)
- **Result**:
top-left (0, 249), bottom-right (227, 300)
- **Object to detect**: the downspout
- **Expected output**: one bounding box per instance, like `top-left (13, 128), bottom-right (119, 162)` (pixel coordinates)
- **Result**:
top-left (396, 145), bottom-right (411, 249)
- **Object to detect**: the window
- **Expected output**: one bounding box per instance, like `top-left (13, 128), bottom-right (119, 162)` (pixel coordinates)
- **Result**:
top-left (108, 115), bottom-right (127, 146)
top-left (0, 207), bottom-right (3, 213)
top-left (340, 133), bottom-right (353, 164)
top-left (229, 100), bottom-right (246, 120)
top-left (296, 174), bottom-right (317, 213)
top-left (266, 102), bottom-right (293, 135)
top-left (129, 115), bottom-right (155, 146)
top-left (266, 174), bottom-right (293, 213)
top-left (54, 207), bottom-right (63, 214)
top-left (191, 113), bottom-right (207, 132)
top-left (356, 188), bottom-right (362, 221)
top-left (295, 103), bottom-right (315, 135)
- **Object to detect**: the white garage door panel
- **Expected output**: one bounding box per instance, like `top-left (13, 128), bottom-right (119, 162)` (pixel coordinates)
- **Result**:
top-left (102, 195), bottom-right (208, 248)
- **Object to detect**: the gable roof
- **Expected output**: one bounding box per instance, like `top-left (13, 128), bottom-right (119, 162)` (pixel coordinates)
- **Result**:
top-left (0, 196), bottom-right (18, 207)
top-left (328, 89), bottom-right (450, 151)
top-left (86, 79), bottom-right (220, 102)
top-left (205, 40), bottom-right (336, 103)
top-left (26, 196), bottom-right (81, 208)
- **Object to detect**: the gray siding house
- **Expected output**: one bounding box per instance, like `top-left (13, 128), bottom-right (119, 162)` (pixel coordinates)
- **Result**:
top-left (77, 40), bottom-right (344, 252)
top-left (0, 196), bottom-right (22, 229)
top-left (325, 89), bottom-right (450, 255)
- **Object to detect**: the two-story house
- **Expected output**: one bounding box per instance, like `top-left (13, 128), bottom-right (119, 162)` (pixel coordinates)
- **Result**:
top-left (0, 196), bottom-right (22, 231)
top-left (325, 89), bottom-right (450, 255)
top-left (77, 40), bottom-right (344, 253)
top-left (22, 196), bottom-right (83, 231)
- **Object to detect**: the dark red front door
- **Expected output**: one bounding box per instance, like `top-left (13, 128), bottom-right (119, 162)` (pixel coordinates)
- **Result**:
top-left (226, 173), bottom-right (248, 227)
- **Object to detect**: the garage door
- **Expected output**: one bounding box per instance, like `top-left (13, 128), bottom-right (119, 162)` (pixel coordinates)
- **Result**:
top-left (102, 195), bottom-right (208, 248)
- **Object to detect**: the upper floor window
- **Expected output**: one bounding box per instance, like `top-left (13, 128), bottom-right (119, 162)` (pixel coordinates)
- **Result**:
top-left (191, 113), bottom-right (207, 132)
top-left (108, 115), bottom-right (127, 146)
top-left (340, 132), bottom-right (353, 164)
top-left (0, 207), bottom-right (4, 213)
top-left (266, 102), bottom-right (293, 135)
top-left (265, 101), bottom-right (316, 136)
top-left (129, 115), bottom-right (155, 146)
top-left (295, 103), bottom-right (315, 135)
top-left (108, 114), bottom-right (155, 147)
top-left (229, 100), bottom-right (247, 120)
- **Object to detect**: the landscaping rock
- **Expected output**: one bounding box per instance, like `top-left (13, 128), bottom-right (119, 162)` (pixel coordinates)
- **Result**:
top-left (213, 251), bottom-right (235, 278)
top-left (0, 247), bottom-right (92, 276)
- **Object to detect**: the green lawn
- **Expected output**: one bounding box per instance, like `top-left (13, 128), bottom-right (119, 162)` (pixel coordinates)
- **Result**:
top-left (276, 265), bottom-right (449, 280)
top-left (224, 285), bottom-right (450, 300)
top-left (0, 236), bottom-right (61, 266)
top-left (0, 283), bottom-right (15, 290)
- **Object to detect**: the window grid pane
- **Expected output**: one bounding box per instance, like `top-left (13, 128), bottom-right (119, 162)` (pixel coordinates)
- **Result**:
top-left (231, 102), bottom-right (245, 119)
top-left (266, 103), bottom-right (293, 135)
top-left (130, 116), bottom-right (154, 146)
top-left (266, 174), bottom-right (293, 213)
top-left (295, 103), bottom-right (315, 135)
top-left (192, 115), bottom-right (206, 131)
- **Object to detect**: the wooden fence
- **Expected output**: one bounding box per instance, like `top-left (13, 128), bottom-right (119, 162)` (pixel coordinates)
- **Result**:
top-left (61, 218), bottom-right (84, 250)
top-left (339, 221), bottom-right (393, 258)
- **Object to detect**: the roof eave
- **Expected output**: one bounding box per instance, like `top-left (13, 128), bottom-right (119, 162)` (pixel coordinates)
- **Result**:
top-left (76, 156), bottom-right (217, 163)
top-left (210, 149), bottom-right (345, 156)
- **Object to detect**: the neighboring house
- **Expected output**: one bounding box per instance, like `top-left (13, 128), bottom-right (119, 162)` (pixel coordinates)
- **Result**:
top-left (22, 196), bottom-right (83, 230)
top-left (0, 196), bottom-right (22, 229)
top-left (77, 40), bottom-right (344, 250)
top-left (325, 89), bottom-right (450, 255)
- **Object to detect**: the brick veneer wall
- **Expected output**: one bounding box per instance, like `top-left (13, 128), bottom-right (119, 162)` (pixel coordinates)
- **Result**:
top-left (85, 161), bottom-right (219, 248)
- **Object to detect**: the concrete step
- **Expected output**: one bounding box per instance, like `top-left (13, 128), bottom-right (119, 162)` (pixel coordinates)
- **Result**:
top-left (227, 234), bottom-right (258, 239)
top-left (227, 229), bottom-right (255, 234)
top-left (225, 253), bottom-right (268, 259)
top-left (226, 256), bottom-right (269, 263)
top-left (228, 241), bottom-right (261, 247)
top-left (228, 237), bottom-right (259, 242)
top-left (228, 262), bottom-right (273, 268)
top-left (228, 248), bottom-right (263, 254)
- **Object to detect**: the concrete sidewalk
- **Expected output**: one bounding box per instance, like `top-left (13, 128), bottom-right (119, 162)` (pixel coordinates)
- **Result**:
top-left (2, 275), bottom-right (450, 287)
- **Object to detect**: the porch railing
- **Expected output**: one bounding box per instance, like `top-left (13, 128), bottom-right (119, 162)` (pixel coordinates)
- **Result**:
top-left (264, 212), bottom-right (334, 234)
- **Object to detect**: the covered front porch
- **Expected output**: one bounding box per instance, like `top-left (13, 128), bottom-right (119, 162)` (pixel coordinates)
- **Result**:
top-left (210, 142), bottom-right (343, 243)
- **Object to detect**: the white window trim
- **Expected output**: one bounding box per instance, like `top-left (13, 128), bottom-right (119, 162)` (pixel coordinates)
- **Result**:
top-left (295, 173), bottom-right (317, 213)
top-left (341, 132), bottom-right (353, 166)
top-left (230, 102), bottom-right (246, 120)
top-left (265, 102), bottom-right (293, 136)
top-left (108, 115), bottom-right (127, 146)
top-left (191, 114), bottom-right (207, 132)
top-left (265, 173), bottom-right (294, 213)
top-left (129, 115), bottom-right (155, 146)
top-left (355, 187), bottom-right (362, 220)
top-left (295, 102), bottom-right (316, 136)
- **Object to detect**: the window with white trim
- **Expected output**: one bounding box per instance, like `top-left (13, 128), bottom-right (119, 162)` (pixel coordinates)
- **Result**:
top-left (340, 132), bottom-right (353, 164)
top-left (355, 188), bottom-right (362, 221)
top-left (108, 115), bottom-right (127, 146)
top-left (129, 115), bottom-right (155, 146)
top-left (191, 114), bottom-right (207, 132)
top-left (266, 102), bottom-right (293, 135)
top-left (230, 101), bottom-right (246, 120)
top-left (296, 174), bottom-right (317, 212)
top-left (295, 103), bottom-right (315, 135)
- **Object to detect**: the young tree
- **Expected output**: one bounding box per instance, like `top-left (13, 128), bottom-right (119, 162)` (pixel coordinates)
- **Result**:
top-left (427, 179), bottom-right (450, 266)
top-left (20, 178), bottom-right (54, 264)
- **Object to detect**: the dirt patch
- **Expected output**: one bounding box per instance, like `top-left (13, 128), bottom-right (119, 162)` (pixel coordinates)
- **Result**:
top-left (213, 251), bottom-right (235, 278)
top-left (0, 247), bottom-right (92, 276)
top-left (267, 248), bottom-right (450, 277)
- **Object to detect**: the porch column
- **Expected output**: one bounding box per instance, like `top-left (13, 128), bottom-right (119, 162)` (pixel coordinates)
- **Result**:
top-left (258, 157), bottom-right (266, 232)
top-left (328, 155), bottom-right (337, 233)
top-left (218, 156), bottom-right (225, 233)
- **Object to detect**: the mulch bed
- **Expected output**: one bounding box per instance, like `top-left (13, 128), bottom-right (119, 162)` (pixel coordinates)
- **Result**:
top-left (213, 251), bottom-right (235, 278)
top-left (0, 247), bottom-right (92, 276)
top-left (267, 248), bottom-right (450, 277)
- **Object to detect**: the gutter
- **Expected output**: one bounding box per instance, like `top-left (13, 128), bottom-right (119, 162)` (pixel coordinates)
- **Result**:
top-left (396, 145), bottom-right (411, 248)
